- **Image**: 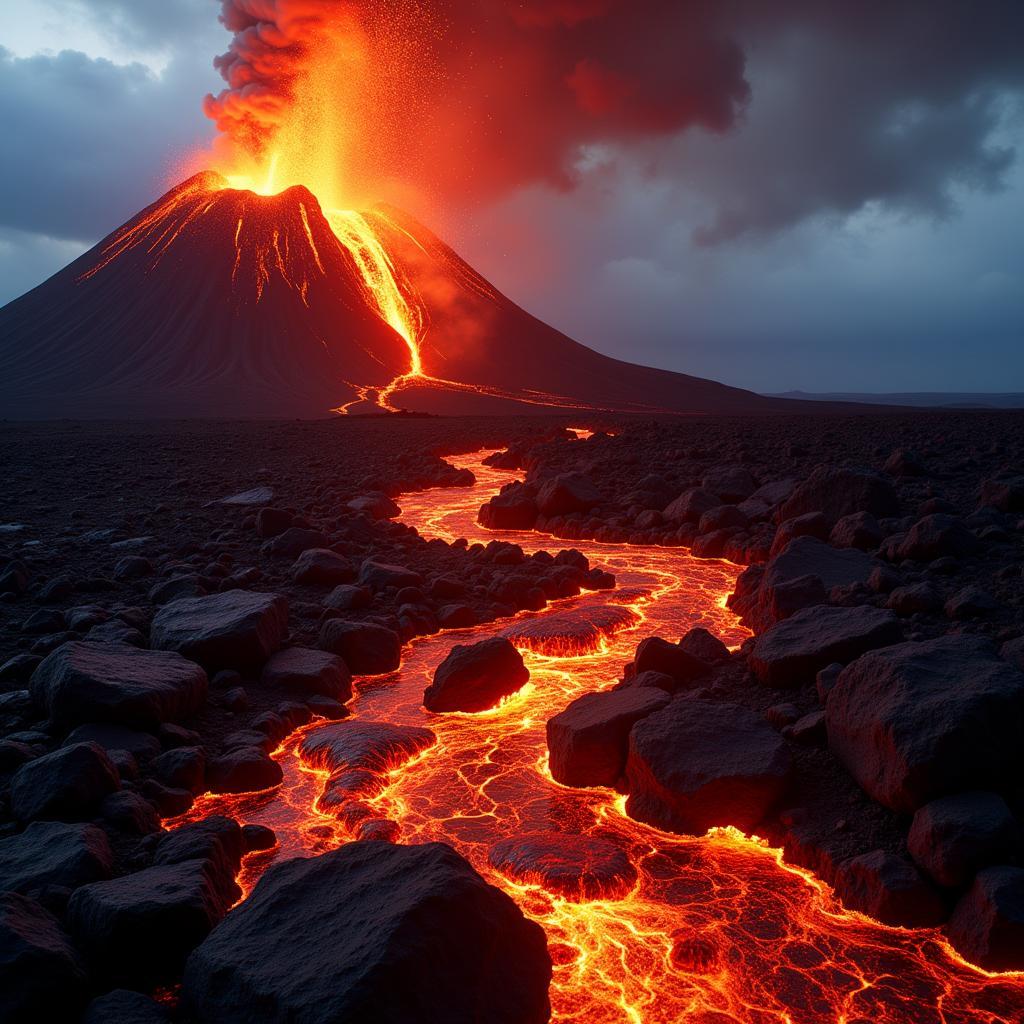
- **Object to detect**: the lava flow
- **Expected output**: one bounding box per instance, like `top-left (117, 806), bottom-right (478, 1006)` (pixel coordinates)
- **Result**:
top-left (172, 439), bottom-right (1024, 1024)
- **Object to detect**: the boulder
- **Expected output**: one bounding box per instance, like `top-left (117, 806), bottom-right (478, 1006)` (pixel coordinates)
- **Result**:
top-left (749, 605), bottom-right (902, 688)
top-left (625, 698), bottom-right (792, 834)
top-left (679, 627), bottom-right (730, 664)
top-left (206, 747), bottom-right (283, 794)
top-left (291, 549), bottom-right (354, 586)
top-left (947, 867), bottom-right (1024, 972)
top-left (151, 591), bottom-right (288, 672)
top-left (488, 832), bottom-right (637, 900)
top-left (479, 486), bottom-right (538, 531)
top-left (897, 514), bottom-right (980, 562)
top-left (0, 821), bottom-right (113, 897)
top-left (31, 642), bottom-right (207, 730)
top-left (261, 527), bottom-right (329, 557)
top-left (0, 892), bottom-right (87, 1022)
top-left (907, 792), bottom-right (1020, 888)
top-left (780, 466), bottom-right (900, 524)
top-left (978, 475), bottom-right (1024, 513)
top-left (424, 638), bottom-right (530, 713)
top-left (317, 620), bottom-right (401, 675)
top-left (324, 584), bottom-right (372, 611)
top-left (633, 636), bottom-right (710, 689)
top-left (887, 582), bottom-right (942, 616)
top-left (547, 687), bottom-right (670, 788)
top-left (10, 742), bottom-right (120, 823)
top-left (65, 722), bottom-right (162, 760)
top-left (82, 989), bottom-right (170, 1024)
top-left (182, 842), bottom-right (552, 1024)
top-left (663, 488), bottom-right (719, 525)
top-left (357, 560), bottom-right (423, 589)
top-left (347, 492), bottom-right (400, 519)
top-left (945, 585), bottom-right (1000, 620)
top-left (702, 465), bottom-right (757, 502)
top-left (825, 636), bottom-right (1024, 812)
top-left (771, 512), bottom-right (830, 557)
top-left (833, 851), bottom-right (945, 928)
top-left (68, 859), bottom-right (233, 985)
top-left (537, 473), bottom-right (601, 516)
top-left (829, 511), bottom-right (883, 550)
top-left (261, 647), bottom-right (351, 700)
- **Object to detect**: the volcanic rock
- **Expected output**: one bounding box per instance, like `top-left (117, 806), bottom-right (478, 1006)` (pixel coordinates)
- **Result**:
top-left (679, 627), bottom-right (730, 664)
top-left (30, 642), bottom-right (207, 729)
top-left (536, 472), bottom-right (601, 517)
top-left (703, 465), bottom-right (757, 502)
top-left (424, 637), bottom-right (530, 713)
top-left (488, 832), bottom-right (638, 900)
top-left (479, 485), bottom-right (538, 530)
top-left (206, 747), bottom-right (283, 794)
top-left (151, 591), bottom-right (288, 671)
top-left (547, 687), bottom-right (670, 788)
top-left (0, 821), bottom-right (113, 898)
top-left (748, 605), bottom-right (902, 688)
top-left (625, 697), bottom-right (793, 834)
top-left (317, 619), bottom-right (401, 674)
top-left (324, 584), bottom-right (372, 611)
top-left (501, 605), bottom-right (638, 656)
top-left (633, 636), bottom-right (710, 689)
top-left (0, 892), bottom-right (87, 1022)
top-left (154, 746), bottom-right (206, 792)
top-left (779, 466), bottom-right (900, 524)
top-left (829, 511), bottom-right (883, 550)
top-left (10, 742), bottom-right (120, 822)
top-left (260, 528), bottom-right (330, 558)
top-left (65, 722), bottom-right (162, 760)
top-left (291, 548), bottom-right (354, 585)
top-left (81, 989), bottom-right (171, 1024)
top-left (68, 858), bottom-right (233, 985)
top-left (149, 575), bottom-right (207, 605)
top-left (907, 792), bottom-right (1020, 888)
top-left (261, 646), bottom-right (351, 700)
top-left (825, 636), bottom-right (1024, 812)
top-left (945, 585), bottom-right (1000, 620)
top-left (947, 867), bottom-right (1024, 972)
top-left (347, 492), bottom-right (401, 519)
top-left (663, 487), bottom-right (720, 525)
top-left (187, 843), bottom-right (552, 1024)
top-left (897, 514), bottom-right (980, 561)
top-left (358, 560), bottom-right (423, 589)
top-left (833, 851), bottom-right (945, 928)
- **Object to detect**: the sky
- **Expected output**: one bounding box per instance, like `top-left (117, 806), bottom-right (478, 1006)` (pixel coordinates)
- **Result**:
top-left (0, 0), bottom-right (1022, 394)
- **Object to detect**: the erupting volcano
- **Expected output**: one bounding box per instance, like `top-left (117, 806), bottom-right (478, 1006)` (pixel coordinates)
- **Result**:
top-left (0, 167), bottom-right (790, 418)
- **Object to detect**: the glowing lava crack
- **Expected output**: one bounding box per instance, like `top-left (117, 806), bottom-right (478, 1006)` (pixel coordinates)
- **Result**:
top-left (170, 447), bottom-right (1024, 1024)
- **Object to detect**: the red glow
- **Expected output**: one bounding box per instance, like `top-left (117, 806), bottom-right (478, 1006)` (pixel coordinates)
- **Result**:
top-left (168, 449), bottom-right (1024, 1022)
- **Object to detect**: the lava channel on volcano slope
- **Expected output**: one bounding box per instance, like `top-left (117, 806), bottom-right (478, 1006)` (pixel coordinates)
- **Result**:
top-left (169, 443), bottom-right (1024, 1024)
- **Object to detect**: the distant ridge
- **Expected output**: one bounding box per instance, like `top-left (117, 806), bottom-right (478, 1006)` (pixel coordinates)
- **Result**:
top-left (769, 391), bottom-right (1024, 410)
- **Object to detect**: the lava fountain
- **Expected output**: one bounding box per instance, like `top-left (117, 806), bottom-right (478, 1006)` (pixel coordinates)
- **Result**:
top-left (171, 443), bottom-right (1024, 1024)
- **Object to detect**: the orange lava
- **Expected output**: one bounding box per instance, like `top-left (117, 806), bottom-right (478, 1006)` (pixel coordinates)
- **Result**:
top-left (169, 442), bottom-right (1024, 1022)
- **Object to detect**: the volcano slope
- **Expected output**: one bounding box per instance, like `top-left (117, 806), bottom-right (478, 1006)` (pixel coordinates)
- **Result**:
top-left (0, 173), bottom-right (793, 419)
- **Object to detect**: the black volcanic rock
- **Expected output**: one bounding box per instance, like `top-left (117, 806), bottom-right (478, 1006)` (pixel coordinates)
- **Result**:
top-left (779, 466), bottom-right (900, 524)
top-left (833, 850), bottom-right (945, 928)
top-left (536, 473), bottom-right (601, 516)
top-left (10, 742), bottom-right (120, 823)
top-left (30, 641), bottom-right (207, 729)
top-left (825, 636), bottom-right (1024, 812)
top-left (424, 637), bottom-right (529, 713)
top-left (947, 867), bottom-right (1024, 972)
top-left (625, 697), bottom-right (792, 834)
top-left (0, 821), bottom-right (113, 898)
top-left (633, 636), bottom-right (710, 689)
top-left (81, 989), bottom-right (171, 1024)
top-left (182, 841), bottom-right (552, 1024)
top-left (151, 591), bottom-right (288, 672)
top-left (547, 687), bottom-right (670, 788)
top-left (0, 892), bottom-right (87, 1022)
top-left (488, 832), bottom-right (638, 900)
top-left (290, 548), bottom-right (354, 585)
top-left (317, 619), bottom-right (402, 674)
top-left (479, 484), bottom-right (539, 530)
top-left (206, 746), bottom-right (283, 794)
top-left (261, 646), bottom-right (351, 700)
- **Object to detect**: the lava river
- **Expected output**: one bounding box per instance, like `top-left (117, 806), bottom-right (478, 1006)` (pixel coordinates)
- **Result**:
top-left (174, 441), bottom-right (1024, 1023)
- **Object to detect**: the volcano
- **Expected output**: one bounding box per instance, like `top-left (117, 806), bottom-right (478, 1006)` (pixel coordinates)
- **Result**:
top-left (0, 172), bottom-right (789, 418)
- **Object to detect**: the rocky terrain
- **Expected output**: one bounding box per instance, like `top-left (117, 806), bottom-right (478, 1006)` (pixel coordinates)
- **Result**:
top-left (1, 409), bottom-right (1023, 1021)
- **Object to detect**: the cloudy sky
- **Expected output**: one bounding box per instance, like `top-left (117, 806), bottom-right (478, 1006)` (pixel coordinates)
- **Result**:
top-left (1, 0), bottom-right (1022, 393)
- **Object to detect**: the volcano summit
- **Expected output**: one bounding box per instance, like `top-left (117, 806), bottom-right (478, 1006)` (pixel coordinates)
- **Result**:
top-left (0, 173), bottom-right (787, 419)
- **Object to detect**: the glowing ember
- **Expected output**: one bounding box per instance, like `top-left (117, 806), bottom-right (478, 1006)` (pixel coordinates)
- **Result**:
top-left (169, 448), bottom-right (1024, 1023)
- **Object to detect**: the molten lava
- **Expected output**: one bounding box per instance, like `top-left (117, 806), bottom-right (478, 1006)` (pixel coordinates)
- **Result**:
top-left (170, 441), bottom-right (1024, 1024)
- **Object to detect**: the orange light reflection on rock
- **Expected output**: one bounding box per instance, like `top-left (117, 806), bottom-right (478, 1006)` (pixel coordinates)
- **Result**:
top-left (169, 448), bottom-right (1024, 1023)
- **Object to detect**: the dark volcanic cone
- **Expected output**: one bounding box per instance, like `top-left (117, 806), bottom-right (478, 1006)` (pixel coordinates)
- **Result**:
top-left (0, 173), bottom-right (791, 418)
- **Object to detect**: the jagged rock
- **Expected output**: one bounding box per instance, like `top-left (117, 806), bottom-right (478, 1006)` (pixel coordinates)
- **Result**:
top-left (318, 620), bottom-right (402, 674)
top-left (424, 637), bottom-right (529, 713)
top-left (947, 867), bottom-right (1024, 972)
top-left (908, 792), bottom-right (1020, 888)
top-left (749, 605), bottom-right (901, 688)
top-left (663, 488), bottom-right (719, 525)
top-left (679, 627), bottom-right (730, 663)
top-left (488, 832), bottom-right (638, 900)
top-left (291, 548), bottom-right (354, 585)
top-left (0, 892), bottom-right (87, 1022)
top-left (825, 636), bottom-right (1024, 812)
top-left (324, 584), bottom-right (373, 610)
top-left (262, 647), bottom-right (351, 700)
top-left (547, 687), bottom-right (670, 788)
top-left (897, 514), bottom-right (980, 561)
top-left (829, 511), bottom-right (883, 550)
top-left (182, 842), bottom-right (552, 1024)
top-left (0, 821), bottom-right (113, 897)
top-left (625, 697), bottom-right (792, 834)
top-left (633, 636), bottom-right (710, 689)
top-left (81, 989), bottom-right (171, 1024)
top-left (479, 485), bottom-right (538, 530)
top-left (10, 742), bottom-right (120, 823)
top-left (833, 851), bottom-right (945, 928)
top-left (31, 642), bottom-right (207, 729)
top-left (780, 466), bottom-right (900, 524)
top-left (68, 859), bottom-right (233, 985)
top-left (151, 591), bottom-right (288, 671)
